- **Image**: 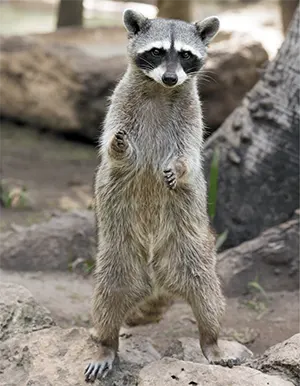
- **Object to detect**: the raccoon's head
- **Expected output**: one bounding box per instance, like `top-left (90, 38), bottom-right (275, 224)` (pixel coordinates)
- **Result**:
top-left (123, 9), bottom-right (220, 88)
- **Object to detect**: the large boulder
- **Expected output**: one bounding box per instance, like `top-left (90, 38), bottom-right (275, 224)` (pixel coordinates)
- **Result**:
top-left (0, 282), bottom-right (54, 342)
top-left (0, 34), bottom-right (267, 140)
top-left (0, 282), bottom-right (161, 386)
top-left (217, 211), bottom-right (299, 296)
top-left (138, 357), bottom-right (293, 386)
top-left (163, 337), bottom-right (253, 363)
top-left (248, 334), bottom-right (300, 385)
top-left (0, 327), bottom-right (161, 386)
top-left (0, 35), bottom-right (126, 140)
top-left (0, 211), bottom-right (95, 271)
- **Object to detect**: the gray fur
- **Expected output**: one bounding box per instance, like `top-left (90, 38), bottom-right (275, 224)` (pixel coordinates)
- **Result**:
top-left (194, 16), bottom-right (220, 46)
top-left (123, 9), bottom-right (147, 36)
top-left (85, 11), bottom-right (238, 384)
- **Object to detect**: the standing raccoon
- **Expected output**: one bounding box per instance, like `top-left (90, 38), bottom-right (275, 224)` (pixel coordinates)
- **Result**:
top-left (85, 9), bottom-right (240, 382)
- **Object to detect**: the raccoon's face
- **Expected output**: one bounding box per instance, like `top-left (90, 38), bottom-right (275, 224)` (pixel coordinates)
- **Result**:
top-left (123, 10), bottom-right (220, 88)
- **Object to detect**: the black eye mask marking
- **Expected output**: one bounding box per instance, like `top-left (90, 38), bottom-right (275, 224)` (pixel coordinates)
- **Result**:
top-left (179, 51), bottom-right (203, 74)
top-left (135, 45), bottom-right (204, 76)
top-left (135, 48), bottom-right (166, 71)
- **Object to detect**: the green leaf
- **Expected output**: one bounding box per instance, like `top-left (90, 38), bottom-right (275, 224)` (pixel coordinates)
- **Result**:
top-left (208, 148), bottom-right (220, 220)
top-left (216, 229), bottom-right (228, 251)
top-left (248, 280), bottom-right (267, 299)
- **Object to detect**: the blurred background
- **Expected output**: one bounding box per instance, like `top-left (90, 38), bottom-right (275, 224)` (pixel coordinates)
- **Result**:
top-left (0, 0), bottom-right (299, 369)
top-left (0, 0), bottom-right (295, 54)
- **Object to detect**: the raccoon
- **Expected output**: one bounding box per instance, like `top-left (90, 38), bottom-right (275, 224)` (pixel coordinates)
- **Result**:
top-left (84, 9), bottom-right (240, 383)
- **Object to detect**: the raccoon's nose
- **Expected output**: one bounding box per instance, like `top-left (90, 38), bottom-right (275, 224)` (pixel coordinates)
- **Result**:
top-left (162, 73), bottom-right (178, 86)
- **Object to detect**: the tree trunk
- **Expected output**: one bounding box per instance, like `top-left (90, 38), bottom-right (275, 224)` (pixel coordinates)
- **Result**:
top-left (204, 6), bottom-right (300, 249)
top-left (279, 0), bottom-right (299, 34)
top-left (157, 0), bottom-right (191, 21)
top-left (217, 210), bottom-right (299, 296)
top-left (0, 164), bottom-right (3, 206)
top-left (56, 0), bottom-right (84, 29)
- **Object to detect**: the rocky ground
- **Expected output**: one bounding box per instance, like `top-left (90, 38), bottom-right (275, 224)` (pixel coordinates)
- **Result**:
top-left (0, 281), bottom-right (299, 385)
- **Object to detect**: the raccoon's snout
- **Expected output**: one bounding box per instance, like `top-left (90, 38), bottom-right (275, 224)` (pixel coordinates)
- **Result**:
top-left (162, 72), bottom-right (178, 87)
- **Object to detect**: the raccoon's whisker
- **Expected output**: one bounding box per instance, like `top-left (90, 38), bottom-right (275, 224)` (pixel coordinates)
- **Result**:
top-left (200, 75), bottom-right (218, 85)
top-left (187, 72), bottom-right (201, 77)
top-left (199, 70), bottom-right (218, 84)
top-left (200, 69), bottom-right (216, 76)
top-left (188, 66), bottom-right (201, 72)
top-left (139, 57), bottom-right (155, 70)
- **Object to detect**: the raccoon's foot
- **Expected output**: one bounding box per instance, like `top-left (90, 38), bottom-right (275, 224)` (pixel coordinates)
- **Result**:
top-left (111, 129), bottom-right (128, 153)
top-left (202, 342), bottom-right (241, 368)
top-left (163, 156), bottom-right (188, 189)
top-left (109, 130), bottom-right (130, 159)
top-left (84, 347), bottom-right (116, 383)
top-left (163, 168), bottom-right (177, 190)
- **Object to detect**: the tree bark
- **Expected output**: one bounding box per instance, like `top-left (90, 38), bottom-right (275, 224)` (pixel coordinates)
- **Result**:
top-left (217, 210), bottom-right (299, 297)
top-left (157, 0), bottom-right (191, 21)
top-left (56, 0), bottom-right (84, 29)
top-left (279, 0), bottom-right (299, 34)
top-left (0, 166), bottom-right (3, 206)
top-left (204, 6), bottom-right (300, 249)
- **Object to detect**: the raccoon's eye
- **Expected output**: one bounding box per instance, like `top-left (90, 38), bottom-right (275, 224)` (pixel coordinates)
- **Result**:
top-left (151, 48), bottom-right (162, 57)
top-left (180, 51), bottom-right (191, 60)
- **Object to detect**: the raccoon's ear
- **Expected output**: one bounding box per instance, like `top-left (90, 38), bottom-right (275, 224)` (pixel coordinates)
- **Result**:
top-left (123, 9), bottom-right (148, 35)
top-left (194, 16), bottom-right (220, 46)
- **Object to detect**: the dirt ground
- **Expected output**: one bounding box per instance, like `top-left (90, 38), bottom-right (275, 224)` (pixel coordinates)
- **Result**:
top-left (0, 269), bottom-right (298, 356)
top-left (0, 121), bottom-right (97, 231)
top-left (1, 120), bottom-right (299, 356)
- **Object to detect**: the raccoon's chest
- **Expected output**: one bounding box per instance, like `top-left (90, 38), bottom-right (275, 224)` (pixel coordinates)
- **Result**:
top-left (131, 101), bottom-right (181, 169)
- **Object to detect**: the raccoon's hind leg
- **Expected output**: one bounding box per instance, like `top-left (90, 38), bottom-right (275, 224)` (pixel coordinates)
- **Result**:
top-left (153, 228), bottom-right (241, 368)
top-left (85, 247), bottom-right (151, 382)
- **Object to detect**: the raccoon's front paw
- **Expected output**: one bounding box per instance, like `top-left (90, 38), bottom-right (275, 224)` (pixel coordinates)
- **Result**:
top-left (111, 130), bottom-right (128, 153)
top-left (163, 168), bottom-right (177, 190)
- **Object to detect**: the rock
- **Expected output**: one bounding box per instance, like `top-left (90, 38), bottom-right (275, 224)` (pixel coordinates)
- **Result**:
top-left (0, 283), bottom-right (297, 386)
top-left (138, 357), bottom-right (293, 386)
top-left (0, 282), bottom-right (160, 385)
top-left (0, 282), bottom-right (54, 342)
top-left (217, 212), bottom-right (299, 296)
top-left (0, 210), bottom-right (95, 271)
top-left (0, 35), bottom-right (126, 140)
top-left (200, 35), bottom-right (268, 135)
top-left (248, 334), bottom-right (300, 385)
top-left (164, 337), bottom-right (253, 364)
top-left (0, 33), bottom-right (267, 140)
top-left (0, 327), bottom-right (160, 386)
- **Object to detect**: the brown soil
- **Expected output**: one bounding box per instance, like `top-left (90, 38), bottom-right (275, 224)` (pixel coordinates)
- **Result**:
top-left (0, 121), bottom-right (97, 231)
top-left (0, 121), bottom-right (299, 356)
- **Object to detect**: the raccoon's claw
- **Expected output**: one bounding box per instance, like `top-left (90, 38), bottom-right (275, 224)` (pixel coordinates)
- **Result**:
top-left (84, 356), bottom-right (114, 382)
top-left (210, 357), bottom-right (241, 368)
top-left (163, 168), bottom-right (177, 190)
top-left (203, 343), bottom-right (241, 369)
top-left (112, 129), bottom-right (128, 152)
